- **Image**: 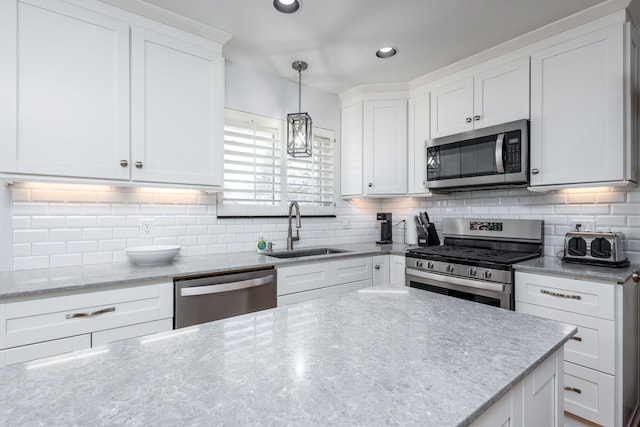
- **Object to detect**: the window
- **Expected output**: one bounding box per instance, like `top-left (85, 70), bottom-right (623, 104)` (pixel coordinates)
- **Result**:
top-left (218, 109), bottom-right (335, 216)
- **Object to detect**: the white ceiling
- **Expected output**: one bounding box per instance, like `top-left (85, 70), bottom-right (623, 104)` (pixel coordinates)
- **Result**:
top-left (140, 0), bottom-right (614, 94)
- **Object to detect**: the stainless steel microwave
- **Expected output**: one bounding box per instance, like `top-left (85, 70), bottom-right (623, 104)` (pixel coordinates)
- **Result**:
top-left (426, 119), bottom-right (529, 192)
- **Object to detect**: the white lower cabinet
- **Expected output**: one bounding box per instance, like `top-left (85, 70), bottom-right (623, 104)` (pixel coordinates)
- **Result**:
top-left (0, 281), bottom-right (173, 367)
top-left (372, 255), bottom-right (389, 286)
top-left (389, 255), bottom-right (406, 285)
top-left (277, 257), bottom-right (373, 306)
top-left (471, 348), bottom-right (563, 426)
top-left (515, 271), bottom-right (639, 427)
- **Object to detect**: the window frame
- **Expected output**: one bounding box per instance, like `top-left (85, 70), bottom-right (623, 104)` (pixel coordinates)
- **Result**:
top-left (217, 109), bottom-right (336, 217)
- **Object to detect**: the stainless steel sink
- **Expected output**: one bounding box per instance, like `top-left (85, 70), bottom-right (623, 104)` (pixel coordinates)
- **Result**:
top-left (265, 248), bottom-right (350, 259)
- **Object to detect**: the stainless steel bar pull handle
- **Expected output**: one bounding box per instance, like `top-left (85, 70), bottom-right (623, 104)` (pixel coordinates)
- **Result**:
top-left (540, 289), bottom-right (582, 300)
top-left (181, 275), bottom-right (274, 297)
top-left (564, 386), bottom-right (582, 394)
top-left (66, 306), bottom-right (116, 319)
top-left (495, 133), bottom-right (505, 174)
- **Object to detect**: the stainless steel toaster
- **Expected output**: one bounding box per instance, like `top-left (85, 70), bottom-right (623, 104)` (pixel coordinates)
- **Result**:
top-left (563, 231), bottom-right (629, 267)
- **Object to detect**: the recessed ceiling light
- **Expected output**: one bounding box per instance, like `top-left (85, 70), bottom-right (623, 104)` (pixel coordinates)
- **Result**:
top-left (376, 46), bottom-right (398, 58)
top-left (273, 0), bottom-right (300, 13)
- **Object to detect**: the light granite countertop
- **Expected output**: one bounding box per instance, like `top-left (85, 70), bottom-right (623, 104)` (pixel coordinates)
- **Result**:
top-left (0, 243), bottom-right (409, 300)
top-left (0, 284), bottom-right (576, 426)
top-left (514, 256), bottom-right (640, 284)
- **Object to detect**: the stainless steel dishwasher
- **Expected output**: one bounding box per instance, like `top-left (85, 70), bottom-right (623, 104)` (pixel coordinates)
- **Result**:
top-left (174, 266), bottom-right (276, 329)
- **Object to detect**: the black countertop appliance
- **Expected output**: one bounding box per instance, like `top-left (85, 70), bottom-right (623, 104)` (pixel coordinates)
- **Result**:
top-left (376, 213), bottom-right (392, 244)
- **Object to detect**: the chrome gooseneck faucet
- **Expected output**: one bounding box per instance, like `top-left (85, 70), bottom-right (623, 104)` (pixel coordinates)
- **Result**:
top-left (287, 201), bottom-right (302, 250)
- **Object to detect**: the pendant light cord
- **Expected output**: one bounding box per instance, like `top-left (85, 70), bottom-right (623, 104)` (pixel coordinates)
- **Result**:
top-left (298, 68), bottom-right (302, 113)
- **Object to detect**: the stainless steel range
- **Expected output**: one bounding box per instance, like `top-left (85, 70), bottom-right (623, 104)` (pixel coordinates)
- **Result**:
top-left (406, 218), bottom-right (544, 310)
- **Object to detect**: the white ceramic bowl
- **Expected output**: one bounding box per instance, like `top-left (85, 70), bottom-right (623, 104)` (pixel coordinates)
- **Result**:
top-left (125, 245), bottom-right (181, 266)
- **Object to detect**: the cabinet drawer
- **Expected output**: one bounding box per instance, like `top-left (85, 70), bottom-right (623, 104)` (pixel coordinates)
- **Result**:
top-left (277, 263), bottom-right (332, 296)
top-left (91, 318), bottom-right (173, 347)
top-left (0, 334), bottom-right (91, 367)
top-left (563, 361), bottom-right (615, 426)
top-left (515, 272), bottom-right (614, 319)
top-left (4, 282), bottom-right (173, 349)
top-left (277, 287), bottom-right (325, 306)
top-left (327, 279), bottom-right (372, 297)
top-left (517, 302), bottom-right (615, 374)
top-left (334, 257), bottom-right (372, 285)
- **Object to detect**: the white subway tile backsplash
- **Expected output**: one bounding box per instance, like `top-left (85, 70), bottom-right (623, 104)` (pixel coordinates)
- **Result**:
top-left (32, 242), bottom-right (67, 256)
top-left (67, 241), bottom-right (98, 253)
top-left (14, 256), bottom-right (49, 270)
top-left (13, 229), bottom-right (48, 243)
top-left (83, 229), bottom-right (112, 240)
top-left (7, 183), bottom-right (640, 268)
top-left (31, 216), bottom-right (66, 229)
top-left (50, 254), bottom-right (83, 268)
top-left (67, 216), bottom-right (98, 228)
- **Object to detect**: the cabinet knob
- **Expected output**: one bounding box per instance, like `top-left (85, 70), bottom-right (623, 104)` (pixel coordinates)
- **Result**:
top-left (374, 265), bottom-right (380, 270)
top-left (422, 180), bottom-right (426, 185)
top-left (473, 115), bottom-right (481, 121)
top-left (531, 168), bottom-right (540, 175)
top-left (368, 182), bottom-right (373, 187)
top-left (465, 117), bottom-right (472, 123)
top-left (120, 160), bottom-right (128, 167)
top-left (633, 271), bottom-right (639, 283)
top-left (135, 162), bottom-right (144, 169)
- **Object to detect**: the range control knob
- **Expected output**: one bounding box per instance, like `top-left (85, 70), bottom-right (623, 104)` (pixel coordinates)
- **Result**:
top-left (427, 262), bottom-right (434, 270)
top-left (467, 268), bottom-right (477, 277)
top-left (446, 265), bottom-right (455, 273)
top-left (416, 260), bottom-right (423, 268)
top-left (483, 270), bottom-right (492, 279)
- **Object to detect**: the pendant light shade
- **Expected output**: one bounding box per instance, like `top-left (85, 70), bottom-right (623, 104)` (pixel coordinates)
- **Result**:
top-left (287, 61), bottom-right (312, 157)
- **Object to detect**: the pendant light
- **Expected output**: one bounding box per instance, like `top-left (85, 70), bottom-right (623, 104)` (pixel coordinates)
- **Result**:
top-left (287, 60), bottom-right (312, 158)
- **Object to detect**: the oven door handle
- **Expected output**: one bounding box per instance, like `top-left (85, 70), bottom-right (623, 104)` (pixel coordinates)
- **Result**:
top-left (495, 133), bottom-right (505, 174)
top-left (406, 268), bottom-right (506, 293)
top-left (180, 275), bottom-right (274, 297)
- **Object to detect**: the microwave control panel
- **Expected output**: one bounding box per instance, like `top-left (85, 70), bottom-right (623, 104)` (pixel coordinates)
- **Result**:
top-left (504, 131), bottom-right (521, 173)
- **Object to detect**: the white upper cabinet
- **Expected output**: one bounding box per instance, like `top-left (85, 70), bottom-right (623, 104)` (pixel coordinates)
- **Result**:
top-left (364, 98), bottom-right (407, 195)
top-left (430, 57), bottom-right (530, 138)
top-left (529, 21), bottom-right (636, 189)
top-left (407, 94), bottom-right (430, 195)
top-left (340, 94), bottom-right (407, 197)
top-left (131, 27), bottom-right (224, 187)
top-left (0, 0), bottom-right (130, 180)
top-left (0, 0), bottom-right (227, 189)
top-left (340, 101), bottom-right (364, 197)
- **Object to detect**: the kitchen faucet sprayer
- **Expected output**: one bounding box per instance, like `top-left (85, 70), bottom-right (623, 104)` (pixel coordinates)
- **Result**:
top-left (287, 201), bottom-right (301, 250)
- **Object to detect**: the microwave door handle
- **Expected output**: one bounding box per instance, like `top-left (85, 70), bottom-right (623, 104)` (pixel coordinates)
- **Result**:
top-left (495, 133), bottom-right (505, 173)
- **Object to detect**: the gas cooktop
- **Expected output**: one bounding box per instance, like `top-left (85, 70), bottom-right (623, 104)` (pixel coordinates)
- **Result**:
top-left (407, 245), bottom-right (540, 266)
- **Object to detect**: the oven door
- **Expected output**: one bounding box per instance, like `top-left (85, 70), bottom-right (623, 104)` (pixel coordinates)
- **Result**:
top-left (405, 267), bottom-right (513, 310)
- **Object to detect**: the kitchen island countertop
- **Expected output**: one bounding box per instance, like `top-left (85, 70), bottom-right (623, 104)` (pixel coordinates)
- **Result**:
top-left (0, 243), bottom-right (409, 300)
top-left (0, 284), bottom-right (575, 426)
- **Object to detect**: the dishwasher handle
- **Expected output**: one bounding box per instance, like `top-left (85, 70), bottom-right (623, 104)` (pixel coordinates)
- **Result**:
top-left (180, 275), bottom-right (274, 297)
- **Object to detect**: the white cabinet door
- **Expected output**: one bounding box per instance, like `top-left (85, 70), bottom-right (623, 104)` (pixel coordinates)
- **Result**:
top-left (430, 77), bottom-right (474, 138)
top-left (407, 94), bottom-right (430, 195)
top-left (530, 24), bottom-right (626, 187)
top-left (0, 0), bottom-right (130, 179)
top-left (473, 57), bottom-right (530, 129)
top-left (389, 255), bottom-right (406, 286)
top-left (372, 255), bottom-right (389, 286)
top-left (430, 58), bottom-right (529, 138)
top-left (131, 27), bottom-right (224, 186)
top-left (364, 99), bottom-right (407, 195)
top-left (340, 102), bottom-right (364, 197)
